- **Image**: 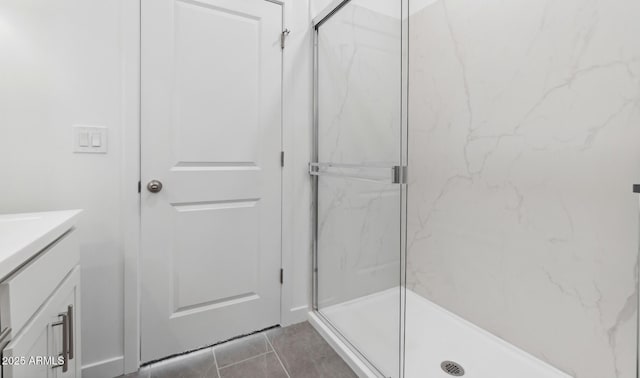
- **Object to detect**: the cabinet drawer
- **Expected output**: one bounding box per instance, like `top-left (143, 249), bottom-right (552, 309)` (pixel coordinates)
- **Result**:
top-left (0, 230), bottom-right (79, 334)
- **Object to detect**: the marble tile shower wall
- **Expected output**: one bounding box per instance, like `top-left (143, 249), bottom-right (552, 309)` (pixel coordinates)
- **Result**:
top-left (316, 2), bottom-right (402, 308)
top-left (406, 1), bottom-right (640, 377)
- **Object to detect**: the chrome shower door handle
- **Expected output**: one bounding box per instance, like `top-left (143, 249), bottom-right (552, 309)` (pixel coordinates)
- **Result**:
top-left (309, 162), bottom-right (407, 184)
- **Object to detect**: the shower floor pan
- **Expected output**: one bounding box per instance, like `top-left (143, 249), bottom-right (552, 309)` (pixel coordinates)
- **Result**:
top-left (310, 288), bottom-right (571, 378)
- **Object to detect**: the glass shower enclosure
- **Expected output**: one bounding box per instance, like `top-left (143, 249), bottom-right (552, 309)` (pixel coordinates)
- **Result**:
top-left (310, 0), bottom-right (409, 377)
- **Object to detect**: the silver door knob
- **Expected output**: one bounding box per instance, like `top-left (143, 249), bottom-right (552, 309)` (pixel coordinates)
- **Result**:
top-left (147, 180), bottom-right (163, 193)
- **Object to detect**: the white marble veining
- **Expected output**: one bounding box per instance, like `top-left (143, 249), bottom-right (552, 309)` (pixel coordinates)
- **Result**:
top-left (316, 1), bottom-right (403, 308)
top-left (317, 0), bottom-right (401, 166)
top-left (407, 1), bottom-right (640, 377)
top-left (0, 209), bottom-right (82, 280)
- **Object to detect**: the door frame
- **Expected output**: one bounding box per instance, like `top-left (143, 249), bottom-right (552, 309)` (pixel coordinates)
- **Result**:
top-left (120, 0), bottom-right (297, 374)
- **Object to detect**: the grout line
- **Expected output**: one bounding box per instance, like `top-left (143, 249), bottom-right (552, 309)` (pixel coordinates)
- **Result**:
top-left (264, 333), bottom-right (291, 378)
top-left (217, 351), bottom-right (273, 370)
top-left (212, 347), bottom-right (221, 378)
top-left (263, 331), bottom-right (274, 353)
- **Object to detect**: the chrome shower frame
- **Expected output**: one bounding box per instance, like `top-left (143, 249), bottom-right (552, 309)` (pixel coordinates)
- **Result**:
top-left (310, 0), bottom-right (410, 376)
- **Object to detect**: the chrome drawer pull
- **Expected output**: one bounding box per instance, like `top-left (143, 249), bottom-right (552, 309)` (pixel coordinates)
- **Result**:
top-left (67, 305), bottom-right (74, 360)
top-left (51, 312), bottom-right (68, 372)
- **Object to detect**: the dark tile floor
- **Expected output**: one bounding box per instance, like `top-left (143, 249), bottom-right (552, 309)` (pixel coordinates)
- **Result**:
top-left (118, 322), bottom-right (357, 378)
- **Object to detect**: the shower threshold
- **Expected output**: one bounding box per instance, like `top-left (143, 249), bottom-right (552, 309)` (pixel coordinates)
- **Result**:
top-left (309, 288), bottom-right (571, 378)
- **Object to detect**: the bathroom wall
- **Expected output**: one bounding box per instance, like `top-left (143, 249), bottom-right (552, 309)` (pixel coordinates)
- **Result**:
top-left (407, 1), bottom-right (640, 377)
top-left (0, 0), bottom-right (315, 376)
top-left (0, 0), bottom-right (126, 373)
top-left (281, 0), bottom-right (316, 328)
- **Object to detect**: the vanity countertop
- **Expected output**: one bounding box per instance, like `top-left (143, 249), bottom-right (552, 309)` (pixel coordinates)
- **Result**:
top-left (0, 209), bottom-right (82, 281)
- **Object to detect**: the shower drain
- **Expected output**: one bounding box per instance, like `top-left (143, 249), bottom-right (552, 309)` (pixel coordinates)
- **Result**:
top-left (440, 361), bottom-right (465, 376)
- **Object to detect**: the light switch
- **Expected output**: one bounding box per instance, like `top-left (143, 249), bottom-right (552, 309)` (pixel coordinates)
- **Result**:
top-left (91, 133), bottom-right (102, 147)
top-left (73, 125), bottom-right (107, 153)
top-left (78, 132), bottom-right (90, 147)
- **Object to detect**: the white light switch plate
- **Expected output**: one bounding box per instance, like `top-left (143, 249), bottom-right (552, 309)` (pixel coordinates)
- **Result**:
top-left (73, 125), bottom-right (107, 153)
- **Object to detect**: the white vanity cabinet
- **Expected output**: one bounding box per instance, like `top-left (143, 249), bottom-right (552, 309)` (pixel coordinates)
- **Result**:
top-left (0, 210), bottom-right (82, 378)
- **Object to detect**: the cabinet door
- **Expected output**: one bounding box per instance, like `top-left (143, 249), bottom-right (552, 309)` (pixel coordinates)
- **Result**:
top-left (2, 267), bottom-right (79, 378)
top-left (1, 321), bottom-right (52, 378)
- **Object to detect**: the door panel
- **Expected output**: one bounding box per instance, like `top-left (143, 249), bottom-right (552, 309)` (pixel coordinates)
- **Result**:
top-left (173, 0), bottom-right (261, 164)
top-left (141, 0), bottom-right (282, 362)
top-left (172, 200), bottom-right (260, 312)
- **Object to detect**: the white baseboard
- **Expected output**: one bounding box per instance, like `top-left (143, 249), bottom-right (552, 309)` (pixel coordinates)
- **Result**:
top-left (82, 356), bottom-right (124, 378)
top-left (307, 312), bottom-right (376, 378)
top-left (281, 305), bottom-right (309, 326)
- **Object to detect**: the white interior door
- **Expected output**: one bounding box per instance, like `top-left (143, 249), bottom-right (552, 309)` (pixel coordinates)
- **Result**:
top-left (140, 0), bottom-right (283, 362)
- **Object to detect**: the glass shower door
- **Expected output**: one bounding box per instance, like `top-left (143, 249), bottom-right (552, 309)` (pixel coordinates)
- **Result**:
top-left (311, 1), bottom-right (407, 377)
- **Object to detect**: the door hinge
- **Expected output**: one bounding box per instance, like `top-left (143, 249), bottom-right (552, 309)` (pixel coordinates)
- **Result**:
top-left (280, 269), bottom-right (283, 284)
top-left (281, 29), bottom-right (290, 49)
top-left (392, 166), bottom-right (408, 184)
top-left (280, 151), bottom-right (285, 167)
top-left (137, 181), bottom-right (141, 193)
